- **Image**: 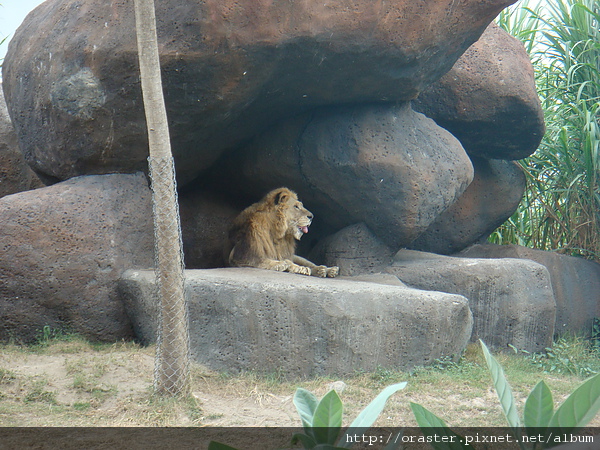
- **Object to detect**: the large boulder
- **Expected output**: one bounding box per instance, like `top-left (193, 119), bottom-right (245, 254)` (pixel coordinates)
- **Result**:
top-left (0, 84), bottom-right (42, 198)
top-left (413, 23), bottom-right (545, 160)
top-left (0, 173), bottom-right (153, 343)
top-left (386, 250), bottom-right (556, 352)
top-left (120, 268), bottom-right (474, 376)
top-left (213, 102), bottom-right (474, 250)
top-left (3, 0), bottom-right (515, 184)
top-left (408, 158), bottom-right (526, 254)
top-left (459, 243), bottom-right (600, 336)
top-left (309, 223), bottom-right (395, 277)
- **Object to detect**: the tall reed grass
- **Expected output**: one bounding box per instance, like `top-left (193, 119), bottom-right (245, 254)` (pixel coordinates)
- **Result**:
top-left (492, 0), bottom-right (600, 261)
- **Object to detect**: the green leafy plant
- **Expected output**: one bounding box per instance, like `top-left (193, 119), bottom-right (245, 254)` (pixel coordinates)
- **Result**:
top-left (293, 382), bottom-right (406, 449)
top-left (208, 382), bottom-right (406, 450)
top-left (492, 0), bottom-right (600, 262)
top-left (530, 334), bottom-right (600, 378)
top-left (411, 341), bottom-right (600, 449)
top-left (591, 318), bottom-right (600, 351)
top-left (35, 325), bottom-right (74, 347)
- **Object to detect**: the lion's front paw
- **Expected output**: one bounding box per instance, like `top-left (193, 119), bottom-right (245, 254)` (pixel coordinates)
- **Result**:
top-left (270, 260), bottom-right (292, 272)
top-left (314, 265), bottom-right (339, 277)
top-left (313, 265), bottom-right (329, 278)
top-left (292, 265), bottom-right (312, 276)
top-left (326, 266), bottom-right (339, 278)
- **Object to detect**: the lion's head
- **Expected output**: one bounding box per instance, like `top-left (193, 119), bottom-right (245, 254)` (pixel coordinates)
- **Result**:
top-left (268, 187), bottom-right (313, 241)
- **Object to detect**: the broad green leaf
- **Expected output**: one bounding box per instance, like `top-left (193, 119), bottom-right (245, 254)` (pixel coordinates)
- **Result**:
top-left (410, 403), bottom-right (468, 450)
top-left (312, 390), bottom-right (343, 445)
top-left (524, 381), bottom-right (554, 429)
top-left (294, 388), bottom-right (320, 430)
top-left (292, 432), bottom-right (318, 449)
top-left (349, 382), bottom-right (407, 429)
top-left (549, 372), bottom-right (600, 431)
top-left (339, 382), bottom-right (407, 448)
top-left (480, 340), bottom-right (521, 430)
top-left (383, 431), bottom-right (404, 450)
top-left (207, 442), bottom-right (239, 450)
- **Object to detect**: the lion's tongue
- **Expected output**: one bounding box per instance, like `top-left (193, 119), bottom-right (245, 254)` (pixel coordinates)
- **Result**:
top-left (301, 226), bottom-right (309, 234)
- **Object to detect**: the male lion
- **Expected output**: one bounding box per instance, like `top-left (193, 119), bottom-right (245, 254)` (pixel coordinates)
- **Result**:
top-left (228, 187), bottom-right (339, 277)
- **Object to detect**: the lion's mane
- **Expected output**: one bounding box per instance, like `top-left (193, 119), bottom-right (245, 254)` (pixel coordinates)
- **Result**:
top-left (228, 187), bottom-right (310, 268)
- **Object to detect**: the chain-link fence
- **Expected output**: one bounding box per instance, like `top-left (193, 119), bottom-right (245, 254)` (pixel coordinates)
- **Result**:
top-left (148, 155), bottom-right (190, 396)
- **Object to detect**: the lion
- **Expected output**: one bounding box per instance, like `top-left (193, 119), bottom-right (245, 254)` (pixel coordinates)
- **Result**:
top-left (228, 187), bottom-right (339, 277)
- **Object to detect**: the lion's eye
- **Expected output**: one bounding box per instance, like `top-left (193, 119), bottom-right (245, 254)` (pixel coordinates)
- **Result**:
top-left (295, 205), bottom-right (300, 209)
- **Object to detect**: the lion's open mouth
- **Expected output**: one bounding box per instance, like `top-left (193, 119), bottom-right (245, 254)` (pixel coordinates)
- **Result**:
top-left (299, 226), bottom-right (309, 234)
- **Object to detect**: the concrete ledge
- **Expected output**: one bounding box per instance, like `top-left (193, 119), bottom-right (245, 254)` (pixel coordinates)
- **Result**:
top-left (119, 268), bottom-right (473, 377)
top-left (388, 250), bottom-right (556, 352)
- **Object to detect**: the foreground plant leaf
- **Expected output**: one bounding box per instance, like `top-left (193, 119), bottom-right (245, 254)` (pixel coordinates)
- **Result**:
top-left (480, 340), bottom-right (521, 431)
top-left (549, 372), bottom-right (600, 432)
top-left (339, 382), bottom-right (407, 449)
top-left (523, 380), bottom-right (554, 429)
top-left (294, 388), bottom-right (320, 431)
top-left (311, 389), bottom-right (343, 445)
top-left (207, 442), bottom-right (239, 450)
top-left (291, 432), bottom-right (318, 449)
top-left (410, 402), bottom-right (468, 450)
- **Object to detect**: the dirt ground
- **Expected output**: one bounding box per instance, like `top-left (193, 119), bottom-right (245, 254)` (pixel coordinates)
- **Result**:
top-left (0, 342), bottom-right (304, 427)
top-left (1, 339), bottom-right (598, 449)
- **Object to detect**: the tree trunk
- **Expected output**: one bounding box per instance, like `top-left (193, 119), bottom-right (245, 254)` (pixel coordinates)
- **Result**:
top-left (133, 0), bottom-right (190, 396)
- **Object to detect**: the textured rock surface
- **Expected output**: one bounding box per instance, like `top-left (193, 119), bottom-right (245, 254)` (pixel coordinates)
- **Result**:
top-left (309, 223), bottom-right (395, 276)
top-left (0, 84), bottom-right (42, 198)
top-left (459, 244), bottom-right (600, 336)
top-left (179, 188), bottom-right (239, 269)
top-left (413, 23), bottom-right (544, 160)
top-left (216, 103), bottom-right (474, 249)
top-left (120, 268), bottom-right (473, 376)
top-left (387, 250), bottom-right (556, 352)
top-left (0, 173), bottom-right (153, 343)
top-left (3, 0), bottom-right (514, 184)
top-left (409, 158), bottom-right (526, 254)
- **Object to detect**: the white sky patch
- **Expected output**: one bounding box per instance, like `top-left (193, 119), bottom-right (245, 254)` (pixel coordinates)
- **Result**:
top-left (0, 0), bottom-right (46, 61)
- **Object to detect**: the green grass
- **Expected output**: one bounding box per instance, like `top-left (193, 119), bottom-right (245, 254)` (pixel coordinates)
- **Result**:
top-left (494, 0), bottom-right (600, 261)
top-left (23, 379), bottom-right (58, 405)
top-left (530, 334), bottom-right (600, 377)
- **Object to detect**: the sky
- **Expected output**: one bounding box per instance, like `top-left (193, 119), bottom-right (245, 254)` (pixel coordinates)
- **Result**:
top-left (0, 0), bottom-right (46, 61)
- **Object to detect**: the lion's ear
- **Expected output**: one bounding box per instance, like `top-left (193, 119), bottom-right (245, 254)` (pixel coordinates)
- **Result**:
top-left (274, 190), bottom-right (289, 205)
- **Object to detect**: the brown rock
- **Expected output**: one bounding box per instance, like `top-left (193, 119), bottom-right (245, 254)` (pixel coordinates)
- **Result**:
top-left (389, 249), bottom-right (556, 352)
top-left (409, 158), bottom-right (526, 254)
top-left (216, 102), bottom-right (474, 250)
top-left (179, 188), bottom-right (239, 269)
top-left (0, 173), bottom-right (153, 343)
top-left (308, 223), bottom-right (395, 276)
top-left (3, 0), bottom-right (515, 184)
top-left (459, 243), bottom-right (600, 337)
top-left (0, 84), bottom-right (43, 198)
top-left (413, 23), bottom-right (545, 160)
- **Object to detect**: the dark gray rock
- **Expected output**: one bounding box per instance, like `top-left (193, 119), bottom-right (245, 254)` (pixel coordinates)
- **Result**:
top-left (309, 223), bottom-right (395, 276)
top-left (179, 189), bottom-right (239, 269)
top-left (3, 0), bottom-right (514, 184)
top-left (120, 268), bottom-right (474, 377)
top-left (409, 158), bottom-right (526, 254)
top-left (217, 103), bottom-right (474, 250)
top-left (459, 243), bottom-right (600, 336)
top-left (0, 84), bottom-right (42, 198)
top-left (0, 173), bottom-right (154, 343)
top-left (413, 23), bottom-right (545, 160)
top-left (387, 249), bottom-right (556, 352)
